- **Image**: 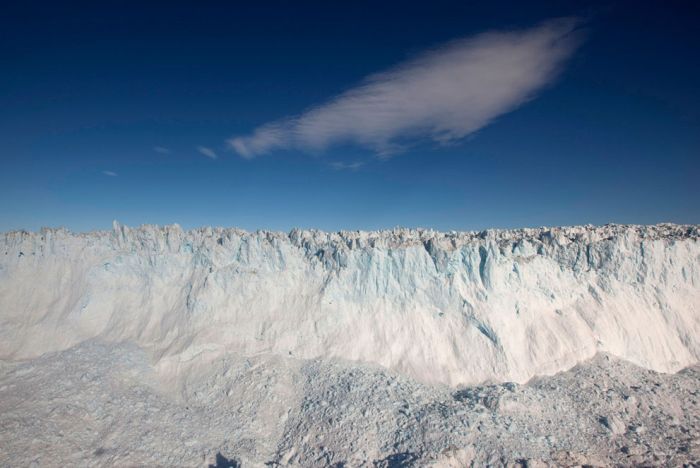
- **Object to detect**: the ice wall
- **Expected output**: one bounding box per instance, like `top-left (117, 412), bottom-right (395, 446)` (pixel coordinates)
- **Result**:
top-left (1, 223), bottom-right (698, 386)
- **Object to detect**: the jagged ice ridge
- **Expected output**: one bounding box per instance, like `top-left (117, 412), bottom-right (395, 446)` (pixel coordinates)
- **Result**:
top-left (1, 222), bottom-right (698, 386)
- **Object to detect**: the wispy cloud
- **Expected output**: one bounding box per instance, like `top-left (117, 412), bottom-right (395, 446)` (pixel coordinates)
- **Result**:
top-left (197, 146), bottom-right (218, 159)
top-left (102, 170), bottom-right (118, 177)
top-left (153, 146), bottom-right (171, 154)
top-left (329, 161), bottom-right (364, 171)
top-left (229, 18), bottom-right (582, 159)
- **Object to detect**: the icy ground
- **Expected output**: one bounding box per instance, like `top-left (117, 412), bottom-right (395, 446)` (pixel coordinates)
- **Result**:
top-left (0, 340), bottom-right (698, 466)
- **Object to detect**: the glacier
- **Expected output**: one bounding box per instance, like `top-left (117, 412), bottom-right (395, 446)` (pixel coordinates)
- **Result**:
top-left (0, 222), bottom-right (698, 387)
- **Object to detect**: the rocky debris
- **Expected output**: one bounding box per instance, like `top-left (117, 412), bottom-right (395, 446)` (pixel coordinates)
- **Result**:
top-left (0, 341), bottom-right (697, 466)
top-left (599, 415), bottom-right (626, 435)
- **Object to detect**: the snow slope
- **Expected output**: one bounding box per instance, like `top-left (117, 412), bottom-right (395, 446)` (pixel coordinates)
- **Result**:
top-left (0, 223), bottom-right (698, 386)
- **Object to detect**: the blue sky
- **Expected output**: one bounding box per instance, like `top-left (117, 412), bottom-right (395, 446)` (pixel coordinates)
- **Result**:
top-left (1, 1), bottom-right (698, 232)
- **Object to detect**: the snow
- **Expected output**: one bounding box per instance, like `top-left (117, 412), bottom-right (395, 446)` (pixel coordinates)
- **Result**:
top-left (1, 341), bottom-right (698, 466)
top-left (1, 222), bottom-right (698, 387)
top-left (1, 222), bottom-right (699, 465)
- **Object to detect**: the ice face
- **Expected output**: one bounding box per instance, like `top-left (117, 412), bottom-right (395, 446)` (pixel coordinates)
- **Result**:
top-left (1, 223), bottom-right (698, 386)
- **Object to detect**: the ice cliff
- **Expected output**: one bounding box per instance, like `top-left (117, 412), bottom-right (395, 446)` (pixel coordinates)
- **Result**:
top-left (1, 222), bottom-right (698, 386)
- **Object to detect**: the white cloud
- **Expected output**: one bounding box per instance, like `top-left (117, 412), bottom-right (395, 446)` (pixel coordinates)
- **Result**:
top-left (330, 161), bottom-right (364, 171)
top-left (197, 146), bottom-right (218, 159)
top-left (102, 171), bottom-right (118, 177)
top-left (229, 18), bottom-right (582, 158)
top-left (153, 146), bottom-right (171, 154)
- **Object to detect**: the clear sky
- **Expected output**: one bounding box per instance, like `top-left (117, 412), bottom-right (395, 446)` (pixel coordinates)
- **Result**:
top-left (1, 1), bottom-right (699, 232)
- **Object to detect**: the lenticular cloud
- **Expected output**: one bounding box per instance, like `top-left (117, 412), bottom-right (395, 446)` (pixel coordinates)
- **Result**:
top-left (229, 18), bottom-right (582, 158)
